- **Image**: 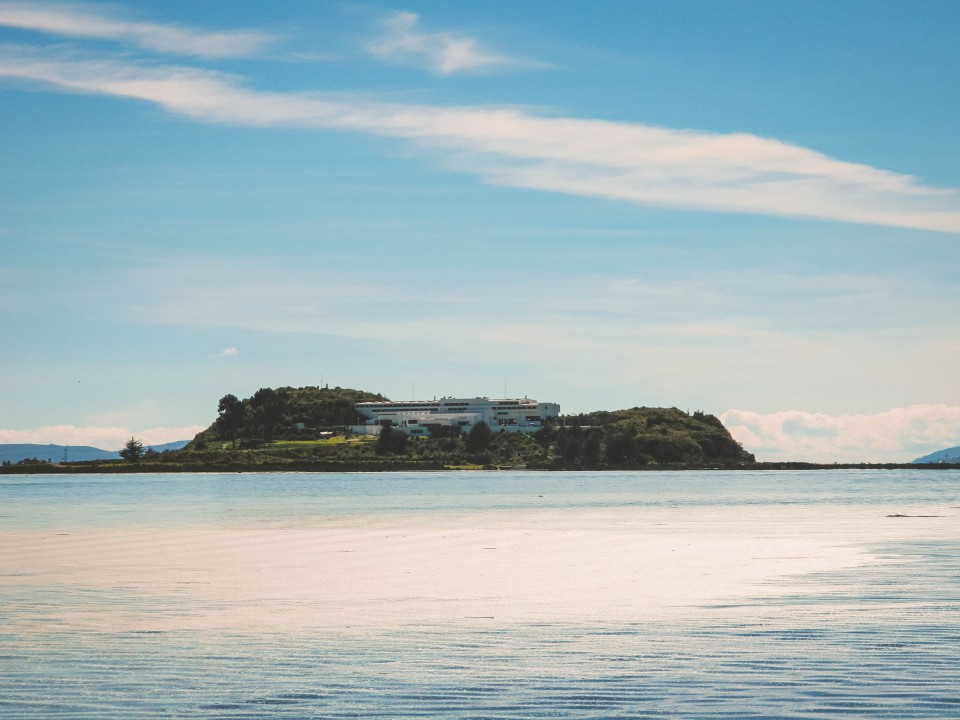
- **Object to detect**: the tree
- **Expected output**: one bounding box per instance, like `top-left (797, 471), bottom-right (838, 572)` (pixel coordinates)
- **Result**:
top-left (555, 426), bottom-right (584, 465)
top-left (250, 387), bottom-right (283, 441)
top-left (216, 393), bottom-right (247, 447)
top-left (376, 424), bottom-right (408, 454)
top-left (582, 429), bottom-right (603, 466)
top-left (604, 427), bottom-right (638, 466)
top-left (119, 437), bottom-right (144, 463)
top-left (465, 421), bottom-right (493, 453)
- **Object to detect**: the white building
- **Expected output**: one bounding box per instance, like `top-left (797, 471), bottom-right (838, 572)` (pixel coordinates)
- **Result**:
top-left (352, 397), bottom-right (560, 436)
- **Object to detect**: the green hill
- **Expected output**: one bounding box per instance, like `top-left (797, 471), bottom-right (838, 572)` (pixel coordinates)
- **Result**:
top-left (179, 387), bottom-right (754, 469)
top-left (546, 406), bottom-right (755, 466)
top-left (1, 387), bottom-right (751, 473)
top-left (188, 386), bottom-right (387, 447)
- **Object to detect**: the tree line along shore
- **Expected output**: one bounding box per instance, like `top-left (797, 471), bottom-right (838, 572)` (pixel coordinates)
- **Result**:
top-left (4, 386), bottom-right (958, 474)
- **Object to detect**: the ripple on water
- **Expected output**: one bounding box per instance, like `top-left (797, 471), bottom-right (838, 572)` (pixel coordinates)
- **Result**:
top-left (1, 471), bottom-right (958, 718)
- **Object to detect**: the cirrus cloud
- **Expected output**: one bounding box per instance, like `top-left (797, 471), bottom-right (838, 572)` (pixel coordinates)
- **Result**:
top-left (1, 44), bottom-right (958, 233)
top-left (0, 1), bottom-right (276, 57)
top-left (367, 10), bottom-right (509, 75)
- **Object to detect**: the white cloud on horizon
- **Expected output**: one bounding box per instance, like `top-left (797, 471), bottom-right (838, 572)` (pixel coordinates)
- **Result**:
top-left (1, 46), bottom-right (958, 233)
top-left (721, 405), bottom-right (960, 463)
top-left (3, 409), bottom-right (955, 465)
top-left (0, 424), bottom-right (204, 450)
top-left (367, 10), bottom-right (509, 75)
top-left (4, 262), bottom-right (957, 461)
top-left (0, 2), bottom-right (276, 57)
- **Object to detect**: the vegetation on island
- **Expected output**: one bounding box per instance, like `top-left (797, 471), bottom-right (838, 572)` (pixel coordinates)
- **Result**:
top-left (5, 386), bottom-right (959, 473)
top-left (3, 386), bottom-right (764, 473)
top-left (184, 388), bottom-right (757, 469)
top-left (3, 384), bottom-right (959, 475)
top-left (193, 386), bottom-right (387, 448)
top-left (119, 437), bottom-right (144, 463)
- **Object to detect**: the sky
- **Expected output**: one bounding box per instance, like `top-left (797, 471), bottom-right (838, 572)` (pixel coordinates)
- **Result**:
top-left (1, 1), bottom-right (959, 462)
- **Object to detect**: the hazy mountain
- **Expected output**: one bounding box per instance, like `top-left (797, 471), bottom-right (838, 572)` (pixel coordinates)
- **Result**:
top-left (912, 445), bottom-right (960, 464)
top-left (0, 441), bottom-right (189, 465)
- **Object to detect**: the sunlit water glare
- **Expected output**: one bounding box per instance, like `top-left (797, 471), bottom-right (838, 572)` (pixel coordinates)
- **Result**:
top-left (1, 470), bottom-right (958, 718)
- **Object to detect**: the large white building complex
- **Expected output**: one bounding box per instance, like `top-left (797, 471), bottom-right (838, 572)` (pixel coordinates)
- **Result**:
top-left (352, 397), bottom-right (561, 436)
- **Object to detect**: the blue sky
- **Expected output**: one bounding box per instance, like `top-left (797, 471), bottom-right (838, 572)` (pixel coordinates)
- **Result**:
top-left (1, 0), bottom-right (959, 461)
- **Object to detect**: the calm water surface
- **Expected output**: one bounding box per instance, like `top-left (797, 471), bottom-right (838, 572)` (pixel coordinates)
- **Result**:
top-left (1, 470), bottom-right (958, 718)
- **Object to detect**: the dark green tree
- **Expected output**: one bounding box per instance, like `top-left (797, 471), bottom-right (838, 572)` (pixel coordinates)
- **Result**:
top-left (119, 437), bottom-right (144, 462)
top-left (376, 424), bottom-right (409, 454)
top-left (465, 421), bottom-right (493, 452)
top-left (249, 387), bottom-right (283, 441)
top-left (557, 426), bottom-right (583, 465)
top-left (582, 429), bottom-right (603, 466)
top-left (216, 393), bottom-right (247, 447)
top-left (604, 427), bottom-right (639, 465)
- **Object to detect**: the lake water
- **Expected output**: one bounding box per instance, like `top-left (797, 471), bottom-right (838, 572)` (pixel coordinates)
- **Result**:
top-left (1, 469), bottom-right (958, 718)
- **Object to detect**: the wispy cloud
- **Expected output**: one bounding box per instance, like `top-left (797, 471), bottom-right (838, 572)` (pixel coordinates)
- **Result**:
top-left (0, 424), bottom-right (203, 449)
top-left (98, 258), bottom-right (955, 417)
top-left (218, 346), bottom-right (238, 357)
top-left (720, 405), bottom-right (960, 463)
top-left (367, 10), bottom-right (508, 75)
top-left (1, 46), bottom-right (958, 232)
top-left (0, 2), bottom-right (276, 57)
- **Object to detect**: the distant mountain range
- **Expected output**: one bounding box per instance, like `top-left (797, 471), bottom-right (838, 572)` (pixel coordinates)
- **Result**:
top-left (912, 445), bottom-right (960, 464)
top-left (0, 441), bottom-right (189, 465)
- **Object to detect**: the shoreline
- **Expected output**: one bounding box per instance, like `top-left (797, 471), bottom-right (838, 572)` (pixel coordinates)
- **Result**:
top-left (3, 461), bottom-right (960, 475)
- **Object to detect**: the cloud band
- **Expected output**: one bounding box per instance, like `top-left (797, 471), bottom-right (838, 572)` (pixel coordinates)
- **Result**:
top-left (1, 45), bottom-right (958, 233)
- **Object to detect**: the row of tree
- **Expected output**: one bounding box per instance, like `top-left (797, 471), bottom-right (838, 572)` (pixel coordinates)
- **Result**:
top-left (372, 411), bottom-right (752, 468)
top-left (203, 386), bottom-right (387, 446)
top-left (118, 438), bottom-right (166, 462)
top-left (376, 419), bottom-right (495, 455)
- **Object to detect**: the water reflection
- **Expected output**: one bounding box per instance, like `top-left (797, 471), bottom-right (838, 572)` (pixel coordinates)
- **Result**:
top-left (1, 470), bottom-right (958, 718)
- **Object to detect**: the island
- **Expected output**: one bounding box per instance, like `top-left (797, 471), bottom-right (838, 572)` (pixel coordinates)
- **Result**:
top-left (4, 386), bottom-right (758, 473)
top-left (5, 386), bottom-right (958, 474)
